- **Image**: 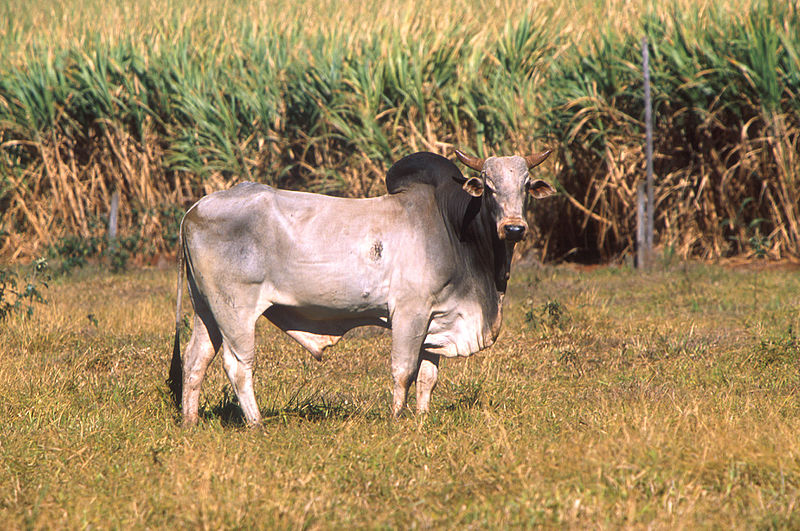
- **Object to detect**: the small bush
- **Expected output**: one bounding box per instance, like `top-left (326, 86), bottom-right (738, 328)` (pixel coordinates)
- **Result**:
top-left (105, 234), bottom-right (142, 273)
top-left (525, 299), bottom-right (570, 329)
top-left (0, 258), bottom-right (48, 320)
top-left (50, 231), bottom-right (143, 274)
top-left (50, 235), bottom-right (100, 274)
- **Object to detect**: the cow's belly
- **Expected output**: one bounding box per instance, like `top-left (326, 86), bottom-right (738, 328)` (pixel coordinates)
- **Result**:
top-left (244, 222), bottom-right (396, 315)
top-left (422, 298), bottom-right (501, 358)
top-left (257, 256), bottom-right (391, 316)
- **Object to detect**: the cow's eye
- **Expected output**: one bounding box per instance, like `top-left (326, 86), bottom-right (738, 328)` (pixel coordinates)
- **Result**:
top-left (483, 178), bottom-right (496, 194)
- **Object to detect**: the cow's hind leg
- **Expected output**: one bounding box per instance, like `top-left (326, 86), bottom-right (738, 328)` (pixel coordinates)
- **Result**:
top-left (415, 352), bottom-right (439, 414)
top-left (219, 313), bottom-right (262, 426)
top-left (183, 311), bottom-right (222, 426)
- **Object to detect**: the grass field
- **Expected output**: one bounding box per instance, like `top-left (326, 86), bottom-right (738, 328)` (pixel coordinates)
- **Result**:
top-left (1, 261), bottom-right (799, 527)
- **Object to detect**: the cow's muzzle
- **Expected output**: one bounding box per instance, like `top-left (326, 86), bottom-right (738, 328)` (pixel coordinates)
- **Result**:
top-left (502, 224), bottom-right (527, 242)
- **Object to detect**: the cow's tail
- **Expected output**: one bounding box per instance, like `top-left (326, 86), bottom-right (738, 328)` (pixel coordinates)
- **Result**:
top-left (167, 218), bottom-right (185, 409)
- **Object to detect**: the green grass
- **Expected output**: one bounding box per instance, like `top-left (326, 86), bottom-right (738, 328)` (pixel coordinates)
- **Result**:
top-left (1, 262), bottom-right (799, 527)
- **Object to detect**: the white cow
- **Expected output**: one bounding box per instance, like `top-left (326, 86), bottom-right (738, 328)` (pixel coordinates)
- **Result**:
top-left (168, 149), bottom-right (555, 425)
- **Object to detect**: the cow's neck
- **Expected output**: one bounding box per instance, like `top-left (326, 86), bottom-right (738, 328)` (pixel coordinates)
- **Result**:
top-left (463, 209), bottom-right (514, 345)
top-left (462, 204), bottom-right (514, 295)
top-left (435, 187), bottom-right (514, 293)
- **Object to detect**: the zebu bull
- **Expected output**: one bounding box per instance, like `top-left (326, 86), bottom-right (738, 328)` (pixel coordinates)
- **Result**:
top-left (168, 149), bottom-right (555, 425)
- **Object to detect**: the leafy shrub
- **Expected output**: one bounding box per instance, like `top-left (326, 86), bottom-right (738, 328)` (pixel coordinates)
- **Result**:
top-left (50, 235), bottom-right (100, 274)
top-left (525, 299), bottom-right (570, 329)
top-left (0, 258), bottom-right (48, 320)
top-left (105, 235), bottom-right (142, 273)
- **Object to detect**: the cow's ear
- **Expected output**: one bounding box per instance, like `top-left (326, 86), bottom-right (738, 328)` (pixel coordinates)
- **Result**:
top-left (527, 179), bottom-right (556, 199)
top-left (462, 176), bottom-right (484, 197)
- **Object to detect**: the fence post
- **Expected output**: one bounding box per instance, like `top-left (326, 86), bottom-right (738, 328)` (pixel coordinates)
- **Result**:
top-left (637, 182), bottom-right (646, 268)
top-left (639, 36), bottom-right (655, 268)
top-left (108, 190), bottom-right (119, 242)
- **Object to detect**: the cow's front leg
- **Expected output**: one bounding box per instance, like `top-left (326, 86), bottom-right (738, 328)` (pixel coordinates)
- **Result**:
top-left (415, 351), bottom-right (439, 414)
top-left (390, 312), bottom-right (428, 418)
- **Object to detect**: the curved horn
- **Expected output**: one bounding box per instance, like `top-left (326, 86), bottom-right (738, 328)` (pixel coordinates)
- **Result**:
top-left (524, 149), bottom-right (552, 169)
top-left (454, 149), bottom-right (485, 172)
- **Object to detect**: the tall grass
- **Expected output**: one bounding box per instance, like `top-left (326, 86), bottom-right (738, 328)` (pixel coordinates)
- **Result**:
top-left (0, 0), bottom-right (796, 262)
top-left (538, 1), bottom-right (800, 261)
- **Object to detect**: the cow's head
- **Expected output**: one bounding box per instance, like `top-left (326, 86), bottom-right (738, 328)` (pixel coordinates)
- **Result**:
top-left (454, 149), bottom-right (556, 242)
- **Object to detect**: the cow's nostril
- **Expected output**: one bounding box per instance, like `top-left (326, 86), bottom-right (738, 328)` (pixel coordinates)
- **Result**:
top-left (503, 225), bottom-right (526, 241)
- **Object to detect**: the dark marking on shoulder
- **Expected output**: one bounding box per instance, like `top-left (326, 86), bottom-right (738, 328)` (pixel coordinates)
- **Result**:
top-left (370, 241), bottom-right (383, 262)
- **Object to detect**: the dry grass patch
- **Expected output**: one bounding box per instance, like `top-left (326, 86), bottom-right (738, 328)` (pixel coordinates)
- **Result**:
top-left (1, 262), bottom-right (799, 527)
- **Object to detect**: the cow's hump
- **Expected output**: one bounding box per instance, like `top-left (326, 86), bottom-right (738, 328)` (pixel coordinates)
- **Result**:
top-left (385, 152), bottom-right (464, 195)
